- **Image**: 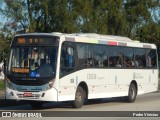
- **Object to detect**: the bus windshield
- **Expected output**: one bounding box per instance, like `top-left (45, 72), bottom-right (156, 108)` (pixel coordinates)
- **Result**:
top-left (8, 46), bottom-right (57, 78)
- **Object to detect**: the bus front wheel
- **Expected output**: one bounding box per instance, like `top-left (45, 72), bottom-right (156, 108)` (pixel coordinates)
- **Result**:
top-left (125, 83), bottom-right (137, 103)
top-left (72, 86), bottom-right (85, 108)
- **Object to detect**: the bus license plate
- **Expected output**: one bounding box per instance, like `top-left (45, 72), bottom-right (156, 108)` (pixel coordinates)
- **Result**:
top-left (23, 92), bottom-right (33, 97)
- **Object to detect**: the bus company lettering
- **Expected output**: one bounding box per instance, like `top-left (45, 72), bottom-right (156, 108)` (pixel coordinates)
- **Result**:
top-left (133, 73), bottom-right (144, 79)
top-left (87, 74), bottom-right (96, 79)
top-left (98, 76), bottom-right (105, 80)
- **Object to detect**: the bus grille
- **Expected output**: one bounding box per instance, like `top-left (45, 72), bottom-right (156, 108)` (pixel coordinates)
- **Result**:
top-left (17, 93), bottom-right (40, 99)
top-left (12, 80), bottom-right (47, 86)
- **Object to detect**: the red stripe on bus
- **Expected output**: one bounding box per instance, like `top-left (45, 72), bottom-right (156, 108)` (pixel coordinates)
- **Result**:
top-left (108, 41), bottom-right (117, 45)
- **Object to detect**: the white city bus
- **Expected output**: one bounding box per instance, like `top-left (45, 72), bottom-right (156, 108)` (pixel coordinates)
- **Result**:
top-left (5, 32), bottom-right (158, 108)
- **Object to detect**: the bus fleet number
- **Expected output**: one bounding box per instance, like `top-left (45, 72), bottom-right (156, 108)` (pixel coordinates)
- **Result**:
top-left (87, 74), bottom-right (96, 79)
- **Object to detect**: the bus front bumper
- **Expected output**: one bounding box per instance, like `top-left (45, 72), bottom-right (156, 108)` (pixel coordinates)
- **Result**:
top-left (5, 87), bottom-right (58, 102)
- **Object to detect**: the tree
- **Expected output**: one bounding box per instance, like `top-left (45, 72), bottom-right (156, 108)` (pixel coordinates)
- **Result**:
top-left (138, 23), bottom-right (160, 47)
top-left (0, 0), bottom-right (160, 50)
top-left (106, 0), bottom-right (126, 35)
top-left (0, 0), bottom-right (51, 33)
top-left (0, 26), bottom-right (11, 61)
top-left (72, 0), bottom-right (95, 33)
top-left (124, 0), bottom-right (160, 39)
top-left (47, 0), bottom-right (79, 33)
top-left (27, 0), bottom-right (49, 32)
top-left (0, 0), bottom-right (28, 32)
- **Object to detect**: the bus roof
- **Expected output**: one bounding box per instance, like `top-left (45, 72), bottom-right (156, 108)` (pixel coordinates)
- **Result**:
top-left (13, 32), bottom-right (156, 49)
top-left (68, 33), bottom-right (133, 42)
top-left (14, 32), bottom-right (132, 42)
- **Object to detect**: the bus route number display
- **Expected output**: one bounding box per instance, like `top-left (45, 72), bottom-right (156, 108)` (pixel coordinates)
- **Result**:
top-left (17, 38), bottom-right (44, 44)
top-left (13, 36), bottom-right (58, 45)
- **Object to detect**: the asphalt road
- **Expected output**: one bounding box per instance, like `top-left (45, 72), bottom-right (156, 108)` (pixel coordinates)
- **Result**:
top-left (0, 92), bottom-right (160, 120)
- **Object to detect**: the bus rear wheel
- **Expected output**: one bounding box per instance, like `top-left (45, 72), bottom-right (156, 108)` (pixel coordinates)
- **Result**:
top-left (125, 83), bottom-right (137, 103)
top-left (72, 86), bottom-right (85, 108)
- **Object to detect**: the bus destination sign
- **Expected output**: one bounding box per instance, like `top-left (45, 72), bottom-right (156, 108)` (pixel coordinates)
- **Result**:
top-left (12, 36), bottom-right (58, 45)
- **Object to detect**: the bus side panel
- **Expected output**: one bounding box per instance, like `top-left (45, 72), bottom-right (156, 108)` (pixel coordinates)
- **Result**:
top-left (58, 68), bottom-right (158, 101)
top-left (58, 69), bottom-right (128, 101)
top-left (138, 69), bottom-right (158, 94)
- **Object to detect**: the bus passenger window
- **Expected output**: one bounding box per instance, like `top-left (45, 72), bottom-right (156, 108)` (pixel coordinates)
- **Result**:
top-left (60, 45), bottom-right (75, 77)
top-left (122, 47), bottom-right (134, 68)
top-left (77, 44), bottom-right (92, 68)
top-left (135, 49), bottom-right (146, 68)
top-left (108, 46), bottom-right (122, 68)
top-left (93, 45), bottom-right (108, 67)
top-left (86, 58), bottom-right (93, 67)
top-left (146, 49), bottom-right (157, 68)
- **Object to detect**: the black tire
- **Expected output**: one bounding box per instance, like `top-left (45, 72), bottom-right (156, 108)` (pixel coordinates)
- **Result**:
top-left (72, 86), bottom-right (85, 108)
top-left (30, 101), bottom-right (44, 109)
top-left (125, 83), bottom-right (137, 103)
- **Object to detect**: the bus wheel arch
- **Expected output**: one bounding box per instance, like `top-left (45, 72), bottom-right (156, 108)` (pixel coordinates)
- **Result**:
top-left (72, 82), bottom-right (88, 108)
top-left (125, 80), bottom-right (138, 103)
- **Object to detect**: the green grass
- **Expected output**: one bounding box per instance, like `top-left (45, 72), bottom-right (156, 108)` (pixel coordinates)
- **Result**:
top-left (0, 80), bottom-right (5, 90)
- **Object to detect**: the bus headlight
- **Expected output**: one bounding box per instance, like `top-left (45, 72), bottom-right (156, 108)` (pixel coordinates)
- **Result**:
top-left (6, 79), bottom-right (14, 89)
top-left (6, 79), bottom-right (17, 90)
top-left (46, 81), bottom-right (54, 90)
